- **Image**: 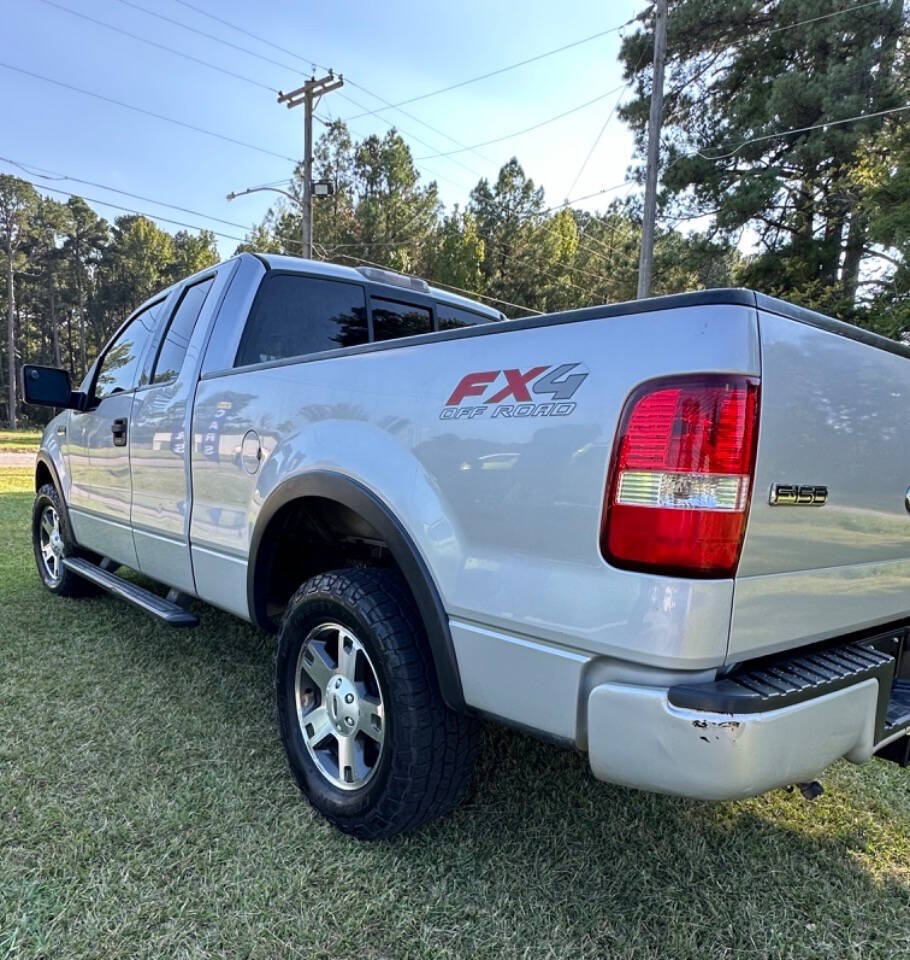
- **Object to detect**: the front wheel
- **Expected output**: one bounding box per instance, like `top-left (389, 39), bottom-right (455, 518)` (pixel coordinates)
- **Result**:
top-left (31, 483), bottom-right (93, 597)
top-left (275, 568), bottom-right (479, 839)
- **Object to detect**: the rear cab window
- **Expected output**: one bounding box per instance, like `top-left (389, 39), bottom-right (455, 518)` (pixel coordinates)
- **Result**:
top-left (230, 267), bottom-right (498, 371)
top-left (370, 298), bottom-right (433, 341)
top-left (235, 273), bottom-right (368, 366)
top-left (436, 303), bottom-right (493, 330)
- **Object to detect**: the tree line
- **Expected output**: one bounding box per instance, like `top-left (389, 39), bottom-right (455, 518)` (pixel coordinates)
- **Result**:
top-left (1, 0), bottom-right (906, 427)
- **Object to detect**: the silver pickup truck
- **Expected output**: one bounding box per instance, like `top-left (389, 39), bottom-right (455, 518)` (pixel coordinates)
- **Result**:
top-left (22, 252), bottom-right (910, 838)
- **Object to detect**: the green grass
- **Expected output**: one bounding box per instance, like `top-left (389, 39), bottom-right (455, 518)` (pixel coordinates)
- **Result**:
top-left (1, 465), bottom-right (910, 959)
top-left (0, 430), bottom-right (42, 453)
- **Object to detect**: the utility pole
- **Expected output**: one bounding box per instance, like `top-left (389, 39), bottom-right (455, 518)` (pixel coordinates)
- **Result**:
top-left (278, 71), bottom-right (344, 260)
top-left (637, 0), bottom-right (668, 300)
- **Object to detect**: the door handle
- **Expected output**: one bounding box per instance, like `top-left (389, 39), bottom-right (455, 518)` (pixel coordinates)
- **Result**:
top-left (111, 417), bottom-right (128, 447)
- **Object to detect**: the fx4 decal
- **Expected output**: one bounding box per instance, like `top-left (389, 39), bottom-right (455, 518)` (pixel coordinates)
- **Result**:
top-left (441, 364), bottom-right (589, 420)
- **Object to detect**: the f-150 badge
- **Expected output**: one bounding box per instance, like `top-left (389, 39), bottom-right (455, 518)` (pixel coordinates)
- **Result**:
top-left (441, 364), bottom-right (588, 420)
top-left (769, 484), bottom-right (828, 506)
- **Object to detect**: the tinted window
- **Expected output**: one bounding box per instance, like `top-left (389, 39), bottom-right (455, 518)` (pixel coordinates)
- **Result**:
top-left (151, 278), bottom-right (214, 384)
top-left (236, 274), bottom-right (368, 366)
top-left (436, 303), bottom-right (493, 330)
top-left (371, 298), bottom-right (433, 341)
top-left (95, 303), bottom-right (161, 399)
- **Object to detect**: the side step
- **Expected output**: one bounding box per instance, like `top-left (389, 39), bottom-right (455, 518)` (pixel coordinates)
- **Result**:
top-left (62, 556), bottom-right (198, 628)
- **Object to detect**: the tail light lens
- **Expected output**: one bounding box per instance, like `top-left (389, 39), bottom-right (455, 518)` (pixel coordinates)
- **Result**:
top-left (601, 375), bottom-right (760, 578)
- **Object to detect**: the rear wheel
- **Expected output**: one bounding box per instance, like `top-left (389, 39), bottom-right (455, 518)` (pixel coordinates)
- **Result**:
top-left (31, 483), bottom-right (92, 597)
top-left (275, 567), bottom-right (479, 839)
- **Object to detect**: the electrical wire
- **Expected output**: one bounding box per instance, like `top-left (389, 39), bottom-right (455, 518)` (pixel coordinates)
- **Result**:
top-left (696, 103), bottom-right (910, 160)
top-left (341, 16), bottom-right (638, 120)
top-left (114, 0), bottom-right (494, 170)
top-left (0, 156), bottom-right (254, 231)
top-left (415, 84), bottom-right (629, 160)
top-left (34, 0), bottom-right (278, 93)
top-left (0, 61), bottom-right (297, 164)
top-left (7, 177), bottom-right (249, 245)
top-left (330, 250), bottom-right (542, 315)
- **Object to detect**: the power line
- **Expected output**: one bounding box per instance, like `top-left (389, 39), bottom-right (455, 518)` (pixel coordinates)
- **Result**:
top-left (0, 156), bottom-right (254, 231)
top-left (563, 82), bottom-right (632, 201)
top-left (329, 249), bottom-right (542, 315)
top-left (9, 177), bottom-right (249, 246)
top-left (343, 18), bottom-right (637, 121)
top-left (0, 61), bottom-right (297, 164)
top-left (696, 103), bottom-right (910, 161)
top-left (111, 0), bottom-right (308, 80)
top-left (314, 112), bottom-right (474, 190)
top-left (330, 92), bottom-right (487, 180)
top-left (116, 0), bottom-right (493, 171)
top-left (33, 0), bottom-right (277, 93)
top-left (766, 0), bottom-right (887, 34)
top-left (415, 84), bottom-right (628, 160)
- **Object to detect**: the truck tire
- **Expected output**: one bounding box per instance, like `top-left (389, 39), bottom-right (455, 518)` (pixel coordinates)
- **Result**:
top-left (31, 483), bottom-right (94, 597)
top-left (275, 567), bottom-right (479, 839)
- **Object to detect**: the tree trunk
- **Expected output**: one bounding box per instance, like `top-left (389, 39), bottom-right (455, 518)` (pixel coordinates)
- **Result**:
top-left (48, 269), bottom-right (60, 368)
top-left (841, 207), bottom-right (867, 306)
top-left (5, 236), bottom-right (17, 429)
top-left (78, 290), bottom-right (86, 379)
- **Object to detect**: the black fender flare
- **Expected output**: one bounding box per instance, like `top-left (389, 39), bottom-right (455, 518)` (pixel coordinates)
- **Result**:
top-left (247, 470), bottom-right (465, 712)
top-left (35, 450), bottom-right (75, 531)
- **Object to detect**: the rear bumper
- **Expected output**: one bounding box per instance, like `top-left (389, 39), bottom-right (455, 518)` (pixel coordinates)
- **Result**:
top-left (586, 630), bottom-right (910, 800)
top-left (588, 678), bottom-right (879, 800)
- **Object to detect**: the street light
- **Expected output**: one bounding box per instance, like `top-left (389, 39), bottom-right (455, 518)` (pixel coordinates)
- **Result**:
top-left (227, 185), bottom-right (303, 253)
top-left (227, 182), bottom-right (336, 258)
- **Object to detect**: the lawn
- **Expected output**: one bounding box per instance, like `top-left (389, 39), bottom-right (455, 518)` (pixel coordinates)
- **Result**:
top-left (1, 466), bottom-right (910, 960)
top-left (0, 430), bottom-right (42, 453)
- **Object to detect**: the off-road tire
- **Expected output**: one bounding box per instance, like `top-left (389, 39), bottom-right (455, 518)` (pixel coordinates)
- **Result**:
top-left (31, 483), bottom-right (95, 597)
top-left (275, 567), bottom-right (479, 839)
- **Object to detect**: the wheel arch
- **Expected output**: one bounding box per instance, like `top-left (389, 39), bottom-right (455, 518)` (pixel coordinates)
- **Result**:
top-left (248, 470), bottom-right (465, 712)
top-left (35, 450), bottom-right (74, 530)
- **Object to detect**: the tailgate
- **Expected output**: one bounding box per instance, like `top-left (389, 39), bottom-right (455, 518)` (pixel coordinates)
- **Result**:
top-left (730, 305), bottom-right (910, 662)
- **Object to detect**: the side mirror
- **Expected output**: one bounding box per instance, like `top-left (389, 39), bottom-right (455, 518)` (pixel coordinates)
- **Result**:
top-left (21, 365), bottom-right (85, 410)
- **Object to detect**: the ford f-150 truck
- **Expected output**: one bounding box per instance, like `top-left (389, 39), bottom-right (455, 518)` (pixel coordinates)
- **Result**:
top-left (22, 252), bottom-right (910, 838)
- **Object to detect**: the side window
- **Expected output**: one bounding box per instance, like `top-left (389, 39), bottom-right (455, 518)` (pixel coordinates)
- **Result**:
top-left (94, 303), bottom-right (161, 399)
top-left (151, 277), bottom-right (214, 384)
top-left (436, 303), bottom-right (493, 330)
top-left (235, 274), bottom-right (368, 367)
top-left (371, 298), bottom-right (433, 341)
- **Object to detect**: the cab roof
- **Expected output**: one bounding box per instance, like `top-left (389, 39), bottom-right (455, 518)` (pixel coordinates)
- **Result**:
top-left (254, 253), bottom-right (504, 321)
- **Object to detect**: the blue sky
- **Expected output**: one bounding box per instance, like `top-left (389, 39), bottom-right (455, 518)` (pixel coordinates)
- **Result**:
top-left (3, 0), bottom-right (645, 258)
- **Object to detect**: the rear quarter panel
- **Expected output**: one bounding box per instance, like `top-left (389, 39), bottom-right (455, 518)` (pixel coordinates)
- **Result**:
top-left (190, 303), bottom-right (760, 669)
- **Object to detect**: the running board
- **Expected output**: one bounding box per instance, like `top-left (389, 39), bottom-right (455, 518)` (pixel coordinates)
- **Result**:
top-left (62, 556), bottom-right (199, 628)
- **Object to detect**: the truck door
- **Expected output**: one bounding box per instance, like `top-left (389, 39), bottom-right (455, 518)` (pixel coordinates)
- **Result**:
top-left (67, 301), bottom-right (166, 567)
top-left (129, 271), bottom-right (222, 594)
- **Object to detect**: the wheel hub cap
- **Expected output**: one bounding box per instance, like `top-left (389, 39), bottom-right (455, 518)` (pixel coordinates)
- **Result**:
top-left (327, 674), bottom-right (360, 733)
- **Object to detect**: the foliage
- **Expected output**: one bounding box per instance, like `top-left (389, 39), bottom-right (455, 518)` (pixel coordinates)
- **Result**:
top-left (0, 192), bottom-right (218, 424)
top-left (2, 3), bottom-right (907, 424)
top-left (618, 0), bottom-right (908, 332)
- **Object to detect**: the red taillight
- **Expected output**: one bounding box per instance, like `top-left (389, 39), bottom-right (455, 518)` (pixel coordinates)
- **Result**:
top-left (601, 375), bottom-right (760, 578)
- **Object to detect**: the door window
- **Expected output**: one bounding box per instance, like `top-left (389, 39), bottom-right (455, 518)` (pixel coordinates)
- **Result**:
top-left (94, 303), bottom-right (161, 399)
top-left (235, 274), bottom-right (368, 366)
top-left (151, 278), bottom-right (214, 384)
top-left (371, 298), bottom-right (433, 341)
